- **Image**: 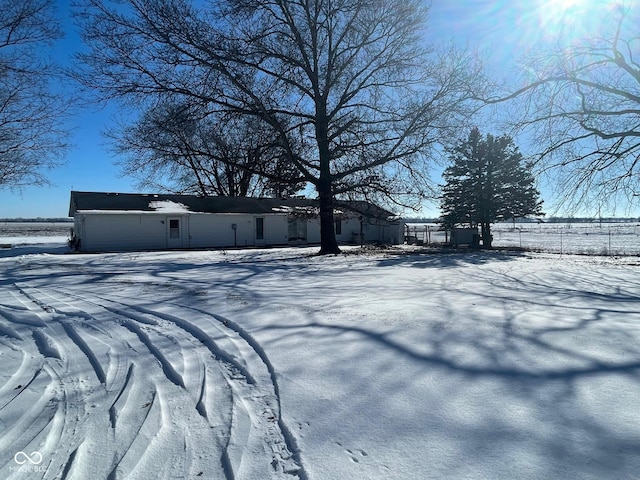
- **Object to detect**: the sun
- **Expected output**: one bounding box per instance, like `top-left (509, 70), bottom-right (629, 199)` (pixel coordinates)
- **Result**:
top-left (534, 0), bottom-right (612, 41)
top-left (538, 0), bottom-right (590, 21)
top-left (554, 0), bottom-right (585, 9)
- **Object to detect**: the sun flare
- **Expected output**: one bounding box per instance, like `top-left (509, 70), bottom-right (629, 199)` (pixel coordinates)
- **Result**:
top-left (534, 0), bottom-right (615, 41)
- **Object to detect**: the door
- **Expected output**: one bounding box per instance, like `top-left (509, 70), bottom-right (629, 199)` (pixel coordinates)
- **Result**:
top-left (167, 217), bottom-right (183, 248)
top-left (288, 218), bottom-right (307, 243)
top-left (255, 217), bottom-right (265, 245)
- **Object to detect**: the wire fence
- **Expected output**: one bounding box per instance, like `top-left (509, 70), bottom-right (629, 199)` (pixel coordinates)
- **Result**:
top-left (404, 223), bottom-right (640, 256)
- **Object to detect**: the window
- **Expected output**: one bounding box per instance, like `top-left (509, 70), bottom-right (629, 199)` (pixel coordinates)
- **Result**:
top-left (169, 219), bottom-right (180, 239)
top-left (335, 218), bottom-right (342, 235)
top-left (256, 217), bottom-right (264, 240)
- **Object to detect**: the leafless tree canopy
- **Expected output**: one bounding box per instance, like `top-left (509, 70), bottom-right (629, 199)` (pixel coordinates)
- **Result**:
top-left (483, 5), bottom-right (640, 213)
top-left (0, 0), bottom-right (69, 189)
top-left (110, 102), bottom-right (306, 197)
top-left (74, 0), bottom-right (481, 253)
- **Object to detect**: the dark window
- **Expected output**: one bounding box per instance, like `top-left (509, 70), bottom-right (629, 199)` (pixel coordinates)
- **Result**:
top-left (256, 217), bottom-right (264, 240)
top-left (335, 219), bottom-right (342, 235)
top-left (169, 219), bottom-right (180, 239)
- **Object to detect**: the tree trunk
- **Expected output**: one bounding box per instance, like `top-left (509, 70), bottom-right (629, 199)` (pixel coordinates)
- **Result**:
top-left (317, 179), bottom-right (340, 254)
top-left (481, 222), bottom-right (492, 248)
top-left (315, 102), bottom-right (340, 255)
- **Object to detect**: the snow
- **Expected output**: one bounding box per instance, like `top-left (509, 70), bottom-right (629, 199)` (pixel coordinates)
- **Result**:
top-left (148, 200), bottom-right (190, 213)
top-left (1, 240), bottom-right (640, 479)
top-left (406, 222), bottom-right (640, 255)
top-left (0, 223), bottom-right (71, 247)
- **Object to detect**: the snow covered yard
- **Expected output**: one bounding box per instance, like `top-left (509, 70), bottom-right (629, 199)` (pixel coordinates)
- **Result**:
top-left (1, 245), bottom-right (640, 479)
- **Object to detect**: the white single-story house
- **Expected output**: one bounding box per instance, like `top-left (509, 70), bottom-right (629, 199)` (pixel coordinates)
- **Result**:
top-left (68, 191), bottom-right (404, 252)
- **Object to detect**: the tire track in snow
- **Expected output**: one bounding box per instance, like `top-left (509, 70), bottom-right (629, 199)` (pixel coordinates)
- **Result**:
top-left (0, 284), bottom-right (87, 479)
top-left (194, 308), bottom-right (305, 479)
top-left (16, 284), bottom-right (110, 385)
top-left (0, 365), bottom-right (58, 455)
top-left (0, 318), bottom-right (22, 339)
top-left (59, 443), bottom-right (80, 480)
top-left (60, 322), bottom-right (107, 384)
top-left (0, 285), bottom-right (98, 479)
top-left (0, 284), bottom-right (141, 479)
top-left (107, 389), bottom-right (161, 479)
top-left (0, 362), bottom-right (42, 411)
top-left (95, 299), bottom-right (285, 478)
top-left (108, 363), bottom-right (134, 429)
top-left (121, 320), bottom-right (185, 388)
top-left (99, 302), bottom-right (255, 384)
top-left (4, 281), bottom-right (305, 479)
top-left (32, 330), bottom-right (62, 359)
top-left (54, 286), bottom-right (306, 479)
top-left (13, 284), bottom-right (168, 462)
top-left (7, 286), bottom-right (234, 478)
top-left (101, 299), bottom-right (305, 479)
top-left (67, 291), bottom-right (256, 479)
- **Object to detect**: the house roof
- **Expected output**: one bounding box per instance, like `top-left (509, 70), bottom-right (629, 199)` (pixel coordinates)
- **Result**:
top-left (68, 191), bottom-right (399, 221)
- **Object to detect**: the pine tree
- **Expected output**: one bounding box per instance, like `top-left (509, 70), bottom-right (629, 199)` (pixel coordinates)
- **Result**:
top-left (440, 128), bottom-right (544, 247)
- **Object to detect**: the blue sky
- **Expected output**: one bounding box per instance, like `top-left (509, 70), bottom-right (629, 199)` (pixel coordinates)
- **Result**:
top-left (0, 0), bottom-right (629, 219)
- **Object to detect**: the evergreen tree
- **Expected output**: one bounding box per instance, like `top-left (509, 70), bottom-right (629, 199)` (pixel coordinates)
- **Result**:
top-left (441, 128), bottom-right (544, 247)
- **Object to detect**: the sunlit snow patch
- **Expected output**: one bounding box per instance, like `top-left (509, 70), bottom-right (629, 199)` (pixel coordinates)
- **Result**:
top-left (148, 200), bottom-right (190, 213)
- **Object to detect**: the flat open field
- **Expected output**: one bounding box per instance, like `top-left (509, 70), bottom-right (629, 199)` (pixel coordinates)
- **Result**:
top-left (406, 222), bottom-right (640, 255)
top-left (0, 223), bottom-right (71, 247)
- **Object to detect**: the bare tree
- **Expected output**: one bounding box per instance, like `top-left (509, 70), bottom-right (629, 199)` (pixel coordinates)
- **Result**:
top-left (481, 5), bottom-right (640, 213)
top-left (0, 0), bottom-right (69, 189)
top-left (74, 0), bottom-right (480, 253)
top-left (110, 101), bottom-right (306, 197)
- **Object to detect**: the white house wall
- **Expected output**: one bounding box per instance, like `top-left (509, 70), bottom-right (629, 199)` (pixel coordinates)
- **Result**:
top-left (341, 217), bottom-right (362, 243)
top-left (263, 215), bottom-right (289, 245)
top-left (368, 221), bottom-right (403, 244)
top-left (300, 216), bottom-right (402, 245)
top-left (73, 211), bottom-right (402, 252)
top-left (305, 218), bottom-right (321, 243)
top-left (188, 214), bottom-right (288, 248)
top-left (189, 214), bottom-right (246, 248)
top-left (76, 214), bottom-right (167, 252)
top-left (75, 212), bottom-right (291, 252)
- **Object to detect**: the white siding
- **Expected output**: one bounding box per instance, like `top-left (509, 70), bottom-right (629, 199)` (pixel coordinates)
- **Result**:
top-left (77, 214), bottom-right (166, 252)
top-left (74, 211), bottom-right (400, 252)
top-left (188, 214), bottom-right (288, 248)
top-left (306, 219), bottom-right (321, 243)
top-left (264, 215), bottom-right (289, 245)
top-left (302, 216), bottom-right (402, 245)
top-left (189, 214), bottom-right (248, 248)
top-left (76, 212), bottom-right (291, 252)
top-left (341, 217), bottom-right (362, 244)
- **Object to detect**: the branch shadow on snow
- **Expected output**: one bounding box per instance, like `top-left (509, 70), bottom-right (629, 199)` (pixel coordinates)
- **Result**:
top-left (373, 248), bottom-right (526, 268)
top-left (252, 261), bottom-right (640, 479)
